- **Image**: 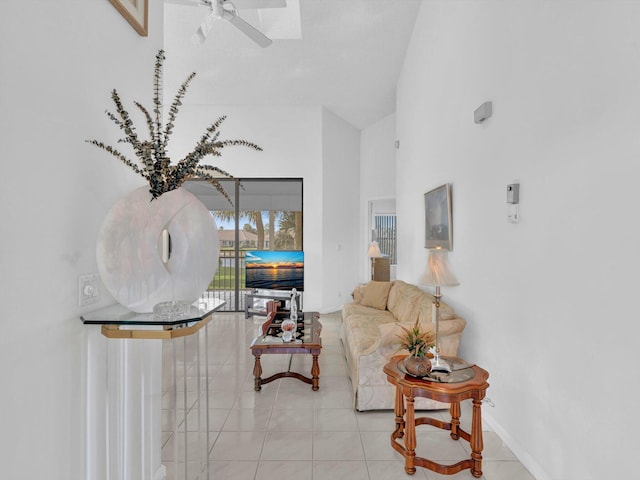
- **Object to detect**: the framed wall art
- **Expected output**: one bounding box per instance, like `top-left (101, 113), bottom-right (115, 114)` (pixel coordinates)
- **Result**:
top-left (109, 0), bottom-right (148, 36)
top-left (424, 183), bottom-right (453, 250)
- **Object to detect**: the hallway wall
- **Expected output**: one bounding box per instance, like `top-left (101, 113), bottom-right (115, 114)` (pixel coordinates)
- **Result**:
top-left (396, 2), bottom-right (640, 479)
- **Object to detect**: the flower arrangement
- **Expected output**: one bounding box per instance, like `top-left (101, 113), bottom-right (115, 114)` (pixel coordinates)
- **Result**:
top-left (86, 50), bottom-right (261, 203)
top-left (396, 319), bottom-right (435, 358)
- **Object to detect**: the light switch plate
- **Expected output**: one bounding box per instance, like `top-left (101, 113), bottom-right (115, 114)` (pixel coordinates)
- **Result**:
top-left (79, 273), bottom-right (100, 307)
top-left (507, 204), bottom-right (520, 224)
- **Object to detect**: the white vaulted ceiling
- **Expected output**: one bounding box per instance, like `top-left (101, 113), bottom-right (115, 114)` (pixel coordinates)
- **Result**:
top-left (163, 0), bottom-right (422, 129)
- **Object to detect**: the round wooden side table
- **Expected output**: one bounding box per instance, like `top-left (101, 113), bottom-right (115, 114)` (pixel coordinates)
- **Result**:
top-left (383, 355), bottom-right (490, 477)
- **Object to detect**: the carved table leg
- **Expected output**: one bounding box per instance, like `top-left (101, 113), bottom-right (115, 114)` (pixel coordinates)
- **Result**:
top-left (450, 401), bottom-right (461, 440)
top-left (394, 384), bottom-right (405, 438)
top-left (470, 397), bottom-right (484, 478)
top-left (404, 394), bottom-right (416, 475)
top-left (253, 354), bottom-right (262, 391)
top-left (311, 353), bottom-right (320, 391)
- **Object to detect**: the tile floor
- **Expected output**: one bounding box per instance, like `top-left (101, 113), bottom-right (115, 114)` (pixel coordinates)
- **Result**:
top-left (161, 311), bottom-right (536, 480)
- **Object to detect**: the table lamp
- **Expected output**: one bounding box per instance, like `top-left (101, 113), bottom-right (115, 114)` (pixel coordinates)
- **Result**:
top-left (420, 247), bottom-right (459, 373)
top-left (367, 241), bottom-right (382, 280)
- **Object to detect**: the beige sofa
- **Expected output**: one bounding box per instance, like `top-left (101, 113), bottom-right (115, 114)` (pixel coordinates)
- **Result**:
top-left (340, 280), bottom-right (466, 411)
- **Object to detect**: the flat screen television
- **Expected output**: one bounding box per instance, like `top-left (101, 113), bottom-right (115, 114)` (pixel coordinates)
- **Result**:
top-left (245, 250), bottom-right (304, 291)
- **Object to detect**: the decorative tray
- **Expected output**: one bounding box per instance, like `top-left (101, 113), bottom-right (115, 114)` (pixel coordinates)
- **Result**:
top-left (261, 323), bottom-right (311, 343)
top-left (397, 357), bottom-right (475, 383)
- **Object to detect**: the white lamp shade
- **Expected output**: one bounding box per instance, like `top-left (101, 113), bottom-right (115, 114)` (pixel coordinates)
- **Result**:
top-left (420, 248), bottom-right (459, 287)
top-left (367, 241), bottom-right (382, 258)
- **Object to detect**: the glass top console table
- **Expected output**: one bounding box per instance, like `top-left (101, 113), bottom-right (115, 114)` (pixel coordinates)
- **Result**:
top-left (81, 297), bottom-right (226, 339)
top-left (81, 297), bottom-right (226, 479)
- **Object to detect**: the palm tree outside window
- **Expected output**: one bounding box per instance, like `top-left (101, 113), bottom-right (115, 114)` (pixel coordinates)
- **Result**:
top-left (183, 178), bottom-right (303, 311)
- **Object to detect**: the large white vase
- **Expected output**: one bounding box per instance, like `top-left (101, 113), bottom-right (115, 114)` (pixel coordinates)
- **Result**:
top-left (96, 186), bottom-right (219, 313)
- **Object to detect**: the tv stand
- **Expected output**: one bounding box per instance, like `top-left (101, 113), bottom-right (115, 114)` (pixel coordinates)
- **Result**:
top-left (245, 290), bottom-right (302, 318)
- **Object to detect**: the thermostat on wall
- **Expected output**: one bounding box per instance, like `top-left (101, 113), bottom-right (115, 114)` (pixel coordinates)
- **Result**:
top-left (507, 183), bottom-right (519, 204)
top-left (507, 183), bottom-right (520, 224)
top-left (474, 101), bottom-right (493, 124)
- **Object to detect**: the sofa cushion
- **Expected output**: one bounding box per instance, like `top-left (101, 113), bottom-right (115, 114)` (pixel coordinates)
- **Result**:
top-left (352, 285), bottom-right (365, 303)
top-left (359, 281), bottom-right (392, 310)
top-left (386, 280), bottom-right (428, 322)
top-left (387, 280), bottom-right (455, 322)
top-left (341, 306), bottom-right (395, 355)
top-left (343, 307), bottom-right (395, 329)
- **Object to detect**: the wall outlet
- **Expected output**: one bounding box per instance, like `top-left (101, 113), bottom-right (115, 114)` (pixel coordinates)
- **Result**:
top-left (79, 273), bottom-right (100, 307)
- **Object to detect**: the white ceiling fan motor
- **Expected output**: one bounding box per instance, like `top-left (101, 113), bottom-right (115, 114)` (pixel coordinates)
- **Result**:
top-left (169, 0), bottom-right (287, 47)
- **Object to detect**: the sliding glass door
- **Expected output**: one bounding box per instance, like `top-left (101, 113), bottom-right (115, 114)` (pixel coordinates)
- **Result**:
top-left (183, 178), bottom-right (303, 311)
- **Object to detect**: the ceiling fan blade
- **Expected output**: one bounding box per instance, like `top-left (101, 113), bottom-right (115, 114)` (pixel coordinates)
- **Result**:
top-left (225, 12), bottom-right (273, 47)
top-left (191, 12), bottom-right (216, 44)
top-left (191, 27), bottom-right (207, 44)
top-left (230, 0), bottom-right (286, 9)
top-left (166, 0), bottom-right (209, 5)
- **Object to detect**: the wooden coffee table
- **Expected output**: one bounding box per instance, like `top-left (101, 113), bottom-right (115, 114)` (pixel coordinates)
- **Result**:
top-left (384, 355), bottom-right (490, 477)
top-left (250, 311), bottom-right (322, 391)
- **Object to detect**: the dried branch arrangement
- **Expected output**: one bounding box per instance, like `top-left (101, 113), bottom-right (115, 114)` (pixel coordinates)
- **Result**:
top-left (87, 50), bottom-right (261, 202)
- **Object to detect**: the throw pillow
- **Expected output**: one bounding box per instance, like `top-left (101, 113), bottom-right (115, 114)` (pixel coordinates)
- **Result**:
top-left (352, 285), bottom-right (365, 304)
top-left (360, 281), bottom-right (392, 310)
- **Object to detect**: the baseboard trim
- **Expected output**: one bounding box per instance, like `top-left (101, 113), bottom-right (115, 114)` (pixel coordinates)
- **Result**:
top-left (482, 410), bottom-right (550, 480)
top-left (319, 305), bottom-right (343, 315)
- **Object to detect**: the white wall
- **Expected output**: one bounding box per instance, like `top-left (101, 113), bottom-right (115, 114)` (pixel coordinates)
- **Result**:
top-left (360, 114), bottom-right (397, 280)
top-left (168, 105), bottom-right (324, 309)
top-left (321, 108), bottom-right (361, 311)
top-left (0, 1), bottom-right (163, 478)
top-left (360, 113), bottom-right (397, 202)
top-left (168, 105), bottom-right (361, 312)
top-left (396, 2), bottom-right (640, 479)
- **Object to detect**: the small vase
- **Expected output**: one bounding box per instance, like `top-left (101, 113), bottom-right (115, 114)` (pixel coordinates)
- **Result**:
top-left (404, 355), bottom-right (432, 377)
top-left (281, 318), bottom-right (296, 342)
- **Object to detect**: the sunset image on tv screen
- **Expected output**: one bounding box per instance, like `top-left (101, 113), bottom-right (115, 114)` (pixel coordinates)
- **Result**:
top-left (245, 251), bottom-right (304, 291)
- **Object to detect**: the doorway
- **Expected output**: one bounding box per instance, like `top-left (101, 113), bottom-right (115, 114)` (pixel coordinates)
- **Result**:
top-left (368, 198), bottom-right (396, 280)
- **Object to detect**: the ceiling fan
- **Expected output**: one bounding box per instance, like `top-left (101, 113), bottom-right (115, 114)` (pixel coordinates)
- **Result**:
top-left (169, 0), bottom-right (287, 47)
